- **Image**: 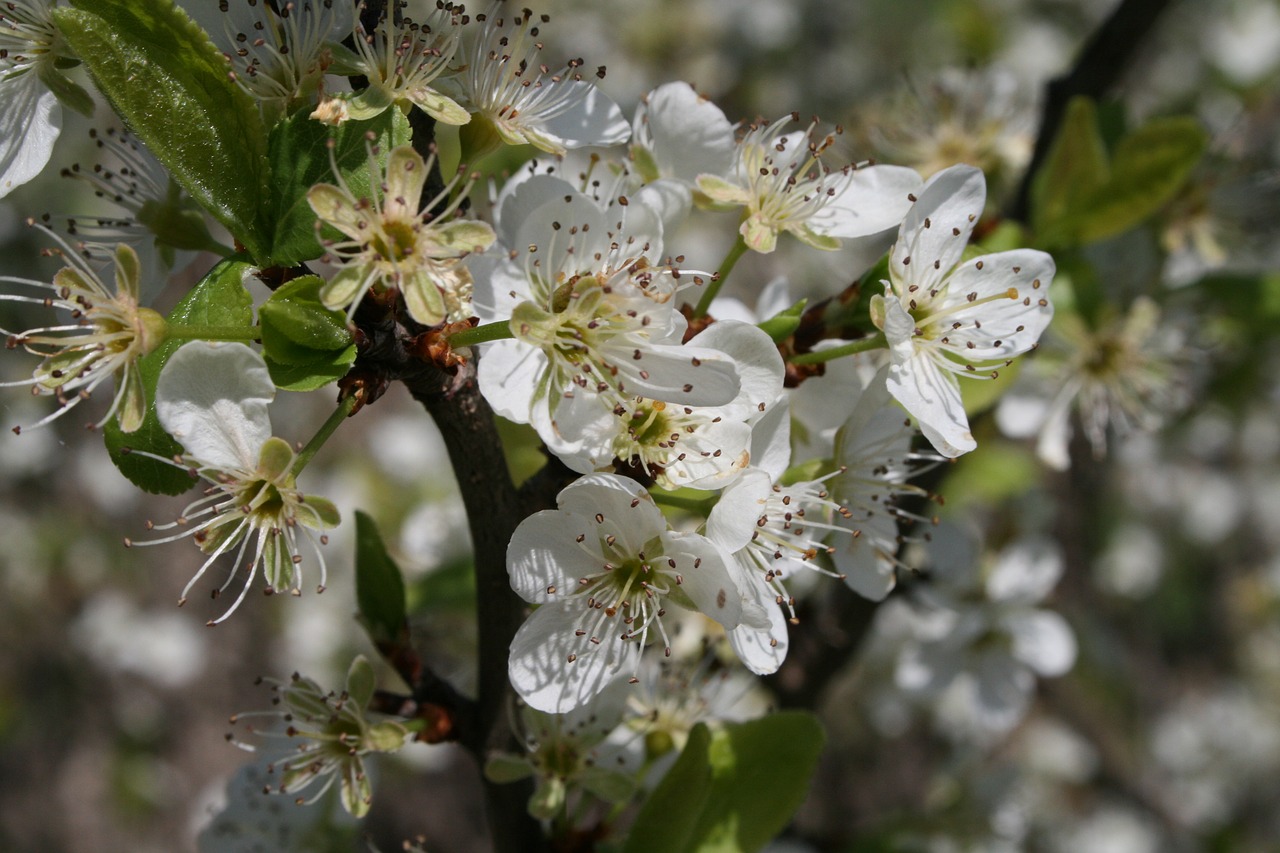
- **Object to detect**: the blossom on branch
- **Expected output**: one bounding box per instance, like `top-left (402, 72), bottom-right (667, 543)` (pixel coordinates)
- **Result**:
top-left (128, 341), bottom-right (340, 624)
top-left (2, 237), bottom-right (166, 433)
top-left (871, 164), bottom-right (1055, 457)
top-left (506, 473), bottom-right (757, 713)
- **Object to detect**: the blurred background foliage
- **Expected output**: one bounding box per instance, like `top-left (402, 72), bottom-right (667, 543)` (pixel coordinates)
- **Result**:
top-left (2, 0), bottom-right (1279, 850)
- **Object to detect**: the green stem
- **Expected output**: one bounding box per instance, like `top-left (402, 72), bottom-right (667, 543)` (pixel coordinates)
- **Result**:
top-left (292, 394), bottom-right (359, 476)
top-left (165, 323), bottom-right (260, 343)
top-left (692, 234), bottom-right (750, 319)
top-left (448, 320), bottom-right (514, 348)
top-left (788, 332), bottom-right (888, 365)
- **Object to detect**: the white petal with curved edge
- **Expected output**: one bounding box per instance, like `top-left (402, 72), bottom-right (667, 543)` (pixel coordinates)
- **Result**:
top-left (659, 531), bottom-right (743, 628)
top-left (635, 82), bottom-right (735, 184)
top-left (156, 342), bottom-right (275, 471)
top-left (0, 73), bottom-right (60, 198)
top-left (813, 164), bottom-right (922, 239)
top-left (706, 469), bottom-right (774, 552)
top-left (541, 83), bottom-right (631, 150)
top-left (889, 164), bottom-right (986, 297)
top-left (507, 510), bottom-right (607, 603)
top-left (555, 473), bottom-right (666, 556)
top-left (509, 600), bottom-right (641, 714)
top-left (727, 576), bottom-right (789, 675)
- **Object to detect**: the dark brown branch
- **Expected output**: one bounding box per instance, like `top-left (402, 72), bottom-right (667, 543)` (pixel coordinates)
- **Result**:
top-left (1007, 0), bottom-right (1179, 222)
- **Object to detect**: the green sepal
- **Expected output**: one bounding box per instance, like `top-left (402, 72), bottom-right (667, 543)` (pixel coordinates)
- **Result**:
top-left (623, 712), bottom-right (826, 853)
top-left (366, 720), bottom-right (408, 752)
top-left (259, 275), bottom-right (357, 391)
top-left (354, 511), bottom-right (410, 650)
top-left (345, 655), bottom-right (377, 707)
top-left (300, 495), bottom-right (341, 529)
top-left (53, 0), bottom-right (271, 259)
top-left (484, 754), bottom-right (535, 784)
top-left (256, 436), bottom-right (295, 480)
top-left (756, 298), bottom-right (807, 343)
top-left (134, 182), bottom-right (227, 255)
top-left (103, 258), bottom-right (255, 495)
top-left (265, 107), bottom-right (411, 267)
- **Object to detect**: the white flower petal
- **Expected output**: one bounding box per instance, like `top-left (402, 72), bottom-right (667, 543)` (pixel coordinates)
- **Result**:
top-left (1003, 610), bottom-right (1077, 676)
top-left (813, 164), bottom-right (922, 239)
top-left (660, 531), bottom-right (743, 628)
top-left (727, 582), bottom-right (789, 675)
top-left (156, 342), bottom-right (275, 470)
top-left (884, 337), bottom-right (975, 457)
top-left (890, 164), bottom-right (986, 295)
top-left (509, 600), bottom-right (641, 714)
top-left (540, 82), bottom-right (631, 149)
top-left (986, 537), bottom-right (1064, 603)
top-left (634, 82), bottom-right (735, 184)
top-left (507, 510), bottom-right (607, 603)
top-left (555, 473), bottom-right (666, 555)
top-left (0, 72), bottom-right (60, 198)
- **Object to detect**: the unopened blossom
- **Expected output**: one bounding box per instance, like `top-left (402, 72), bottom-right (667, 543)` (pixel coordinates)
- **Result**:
top-left (996, 297), bottom-right (1192, 469)
top-left (207, 0), bottom-right (353, 120)
top-left (1, 236), bottom-right (166, 433)
top-left (697, 115), bottom-right (921, 253)
top-left (871, 164), bottom-right (1055, 457)
top-left (475, 178), bottom-right (741, 457)
top-left (0, 0), bottom-right (88, 197)
top-left (128, 341), bottom-right (340, 623)
top-left (506, 473), bottom-right (752, 713)
top-left (227, 656), bottom-right (408, 818)
top-left (447, 5), bottom-right (629, 157)
top-left (321, 2), bottom-right (469, 126)
top-left (307, 142), bottom-right (495, 324)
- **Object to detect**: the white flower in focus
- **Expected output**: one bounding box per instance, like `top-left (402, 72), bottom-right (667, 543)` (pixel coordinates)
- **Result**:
top-left (0, 0), bottom-right (79, 197)
top-left (130, 341), bottom-right (340, 623)
top-left (449, 5), bottom-right (629, 157)
top-left (697, 115), bottom-right (921, 253)
top-left (1, 236), bottom-right (166, 433)
top-left (506, 473), bottom-right (749, 713)
top-left (475, 178), bottom-right (741, 456)
top-left (871, 164), bottom-right (1055, 457)
top-left (630, 81), bottom-right (735, 222)
top-left (557, 320), bottom-right (786, 491)
top-left (227, 656), bottom-right (408, 818)
top-left (326, 3), bottom-right (468, 126)
top-left (308, 142), bottom-right (495, 324)
top-left (706, 468), bottom-right (853, 674)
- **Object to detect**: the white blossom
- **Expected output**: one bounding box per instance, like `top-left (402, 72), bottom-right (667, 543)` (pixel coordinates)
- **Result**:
top-left (506, 473), bottom-right (752, 713)
top-left (872, 164), bottom-right (1055, 457)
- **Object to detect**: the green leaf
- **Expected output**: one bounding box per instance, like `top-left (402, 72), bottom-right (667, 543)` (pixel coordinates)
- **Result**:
top-left (1074, 116), bottom-right (1208, 244)
top-left (1031, 96), bottom-right (1109, 244)
top-left (259, 275), bottom-right (357, 390)
top-left (104, 259), bottom-right (254, 495)
top-left (265, 108), bottom-right (412, 267)
top-left (354, 511), bottom-right (409, 649)
top-left (623, 724), bottom-right (713, 853)
top-left (756, 298), bottom-right (807, 343)
top-left (54, 0), bottom-right (271, 259)
top-left (625, 713), bottom-right (826, 853)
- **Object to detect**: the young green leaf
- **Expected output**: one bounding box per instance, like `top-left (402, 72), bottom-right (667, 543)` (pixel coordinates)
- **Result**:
top-left (1031, 96), bottom-right (1109, 245)
top-left (355, 511), bottom-right (410, 650)
top-left (54, 0), bottom-right (271, 259)
top-left (624, 712), bottom-right (826, 853)
top-left (265, 108), bottom-right (413, 267)
top-left (104, 259), bottom-right (255, 495)
top-left (1075, 115), bottom-right (1208, 244)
